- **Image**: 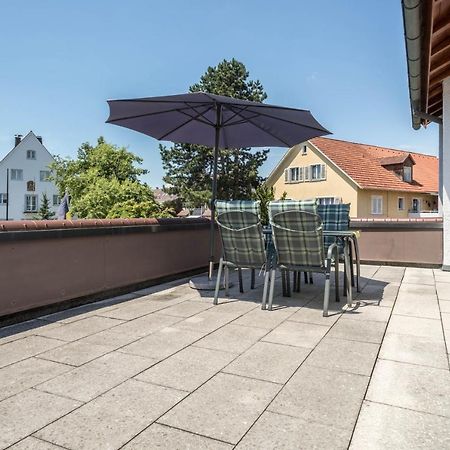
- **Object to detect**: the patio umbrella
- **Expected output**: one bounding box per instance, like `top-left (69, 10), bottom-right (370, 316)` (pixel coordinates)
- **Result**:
top-left (106, 92), bottom-right (330, 286)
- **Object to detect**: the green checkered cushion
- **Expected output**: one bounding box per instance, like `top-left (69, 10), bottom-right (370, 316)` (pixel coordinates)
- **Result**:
top-left (268, 199), bottom-right (318, 222)
top-left (217, 211), bottom-right (266, 268)
top-left (318, 204), bottom-right (350, 250)
top-left (271, 210), bottom-right (325, 269)
top-left (215, 200), bottom-right (260, 218)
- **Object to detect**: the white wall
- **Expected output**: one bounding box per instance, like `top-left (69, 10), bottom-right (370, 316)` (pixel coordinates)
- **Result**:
top-left (0, 132), bottom-right (60, 220)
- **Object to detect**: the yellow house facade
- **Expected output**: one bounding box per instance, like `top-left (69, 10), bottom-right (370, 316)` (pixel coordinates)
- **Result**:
top-left (266, 137), bottom-right (438, 219)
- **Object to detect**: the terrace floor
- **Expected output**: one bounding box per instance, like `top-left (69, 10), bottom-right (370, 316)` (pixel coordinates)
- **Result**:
top-left (1, 265), bottom-right (450, 449)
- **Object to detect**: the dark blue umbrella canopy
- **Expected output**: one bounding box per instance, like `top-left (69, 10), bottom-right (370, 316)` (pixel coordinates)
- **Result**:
top-left (106, 92), bottom-right (330, 148)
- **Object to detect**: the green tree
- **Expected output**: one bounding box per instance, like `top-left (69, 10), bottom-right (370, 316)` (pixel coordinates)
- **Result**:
top-left (50, 137), bottom-right (172, 219)
top-left (252, 184), bottom-right (275, 225)
top-left (35, 193), bottom-right (55, 220)
top-left (160, 58), bottom-right (269, 207)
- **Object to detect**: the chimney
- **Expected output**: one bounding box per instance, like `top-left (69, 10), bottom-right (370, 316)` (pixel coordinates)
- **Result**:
top-left (37, 136), bottom-right (43, 144)
top-left (14, 134), bottom-right (22, 147)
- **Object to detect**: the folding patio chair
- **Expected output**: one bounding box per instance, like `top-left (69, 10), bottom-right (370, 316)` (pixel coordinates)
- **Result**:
top-left (216, 200), bottom-right (261, 292)
top-left (318, 203), bottom-right (361, 293)
top-left (213, 210), bottom-right (270, 307)
top-left (266, 210), bottom-right (340, 317)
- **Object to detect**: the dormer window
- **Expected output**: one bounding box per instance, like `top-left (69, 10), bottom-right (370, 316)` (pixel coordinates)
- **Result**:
top-left (403, 166), bottom-right (412, 182)
top-left (380, 153), bottom-right (415, 184)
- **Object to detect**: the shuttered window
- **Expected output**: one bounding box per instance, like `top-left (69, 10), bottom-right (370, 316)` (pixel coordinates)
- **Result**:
top-left (371, 196), bottom-right (383, 215)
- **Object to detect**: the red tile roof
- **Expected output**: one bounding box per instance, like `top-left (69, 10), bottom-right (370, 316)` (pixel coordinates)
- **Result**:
top-left (310, 137), bottom-right (438, 193)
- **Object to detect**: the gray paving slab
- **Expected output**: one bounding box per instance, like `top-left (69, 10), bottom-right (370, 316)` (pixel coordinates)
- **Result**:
top-left (394, 296), bottom-right (440, 320)
top-left (123, 423), bottom-right (232, 450)
top-left (342, 303), bottom-right (392, 322)
top-left (366, 359), bottom-right (450, 417)
top-left (439, 299), bottom-right (450, 313)
top-left (175, 310), bottom-right (239, 334)
top-left (0, 389), bottom-right (81, 449)
top-left (387, 315), bottom-right (444, 341)
top-left (379, 332), bottom-right (449, 369)
top-left (135, 346), bottom-right (235, 392)
top-left (153, 300), bottom-right (213, 318)
top-left (304, 336), bottom-right (379, 376)
top-left (0, 357), bottom-right (72, 401)
top-left (36, 351), bottom-right (156, 402)
top-left (35, 379), bottom-right (185, 450)
top-left (96, 299), bottom-right (176, 320)
top-left (262, 320), bottom-right (329, 348)
top-left (233, 306), bottom-right (294, 330)
top-left (326, 318), bottom-right (387, 344)
top-left (8, 436), bottom-right (64, 449)
top-left (269, 364), bottom-right (369, 430)
top-left (236, 411), bottom-right (351, 450)
top-left (289, 303), bottom-right (342, 326)
top-left (0, 335), bottom-right (64, 368)
top-left (193, 324), bottom-right (267, 354)
top-left (159, 372), bottom-right (280, 445)
top-left (223, 341), bottom-right (310, 384)
top-left (350, 400), bottom-right (450, 450)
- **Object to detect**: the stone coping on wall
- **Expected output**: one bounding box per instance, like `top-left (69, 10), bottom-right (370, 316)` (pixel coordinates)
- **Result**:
top-left (350, 217), bottom-right (443, 229)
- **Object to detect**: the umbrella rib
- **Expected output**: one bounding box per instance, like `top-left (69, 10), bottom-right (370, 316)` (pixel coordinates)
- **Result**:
top-left (157, 105), bottom-right (215, 141)
top-left (182, 103), bottom-right (216, 126)
top-left (221, 105), bottom-right (250, 125)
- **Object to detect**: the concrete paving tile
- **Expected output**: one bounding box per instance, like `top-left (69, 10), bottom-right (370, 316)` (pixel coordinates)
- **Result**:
top-left (107, 312), bottom-right (181, 340)
top-left (9, 436), bottom-right (63, 449)
top-left (175, 310), bottom-right (238, 334)
top-left (0, 389), bottom-right (81, 449)
top-left (36, 316), bottom-right (124, 342)
top-left (211, 299), bottom-right (259, 315)
top-left (434, 271), bottom-right (450, 284)
top-left (387, 315), bottom-right (444, 341)
top-left (36, 351), bottom-right (156, 402)
top-left (0, 335), bottom-right (64, 368)
top-left (160, 372), bottom-right (279, 445)
top-left (371, 266), bottom-right (405, 283)
top-left (124, 423), bottom-right (232, 449)
top-left (136, 346), bottom-right (235, 392)
top-left (262, 320), bottom-right (329, 348)
top-left (120, 326), bottom-right (204, 360)
top-left (394, 296), bottom-right (440, 320)
top-left (351, 400), bottom-right (450, 450)
top-left (439, 299), bottom-right (450, 313)
top-left (236, 411), bottom-right (350, 450)
top-left (342, 303), bottom-right (392, 322)
top-left (326, 318), bottom-right (386, 344)
top-left (223, 341), bottom-right (309, 384)
top-left (35, 379), bottom-right (185, 450)
top-left (233, 307), bottom-right (294, 330)
top-left (0, 320), bottom-right (62, 345)
top-left (359, 265), bottom-right (380, 279)
top-left (366, 359), bottom-right (450, 417)
top-left (79, 328), bottom-right (141, 350)
top-left (194, 324), bottom-right (267, 354)
top-left (289, 303), bottom-right (342, 326)
top-left (442, 312), bottom-right (450, 332)
top-left (96, 299), bottom-right (174, 320)
top-left (397, 282), bottom-right (436, 297)
top-left (269, 365), bottom-right (369, 430)
top-left (0, 357), bottom-right (72, 401)
top-left (304, 337), bottom-right (379, 376)
top-left (379, 332), bottom-right (449, 369)
top-left (40, 302), bottom-right (118, 324)
top-left (154, 300), bottom-right (212, 317)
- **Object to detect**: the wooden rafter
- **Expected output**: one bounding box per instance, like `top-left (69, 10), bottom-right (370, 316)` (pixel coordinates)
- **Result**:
top-left (421, 0), bottom-right (434, 114)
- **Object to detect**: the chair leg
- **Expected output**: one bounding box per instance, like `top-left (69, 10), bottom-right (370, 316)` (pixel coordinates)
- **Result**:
top-left (268, 269), bottom-right (276, 311)
top-left (281, 269), bottom-right (286, 296)
top-left (238, 268), bottom-right (244, 293)
top-left (309, 273), bottom-right (313, 284)
top-left (353, 237), bottom-right (361, 292)
top-left (293, 271), bottom-right (297, 292)
top-left (334, 246), bottom-right (340, 302)
top-left (251, 268), bottom-right (255, 289)
top-left (213, 258), bottom-right (223, 305)
top-left (349, 244), bottom-right (355, 288)
top-left (343, 257), bottom-right (347, 297)
top-left (304, 272), bottom-right (308, 284)
top-left (224, 266), bottom-right (229, 297)
top-left (286, 270), bottom-right (291, 297)
top-left (261, 270), bottom-right (270, 310)
top-left (323, 261), bottom-right (331, 317)
top-left (297, 271), bottom-right (301, 292)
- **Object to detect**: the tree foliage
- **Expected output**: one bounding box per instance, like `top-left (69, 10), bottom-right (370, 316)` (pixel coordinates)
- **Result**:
top-left (50, 138), bottom-right (172, 219)
top-left (160, 58), bottom-right (269, 207)
top-left (35, 193), bottom-right (55, 220)
top-left (252, 184), bottom-right (275, 225)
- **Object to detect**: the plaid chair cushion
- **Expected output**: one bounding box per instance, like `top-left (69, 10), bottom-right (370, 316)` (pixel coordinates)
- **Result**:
top-left (217, 211), bottom-right (266, 268)
top-left (215, 200), bottom-right (260, 218)
top-left (268, 199), bottom-right (318, 222)
top-left (318, 203), bottom-right (350, 250)
top-left (271, 211), bottom-right (325, 269)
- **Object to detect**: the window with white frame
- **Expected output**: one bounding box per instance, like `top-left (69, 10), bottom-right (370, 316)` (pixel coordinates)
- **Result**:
top-left (0, 193), bottom-right (7, 204)
top-left (290, 167), bottom-right (300, 182)
top-left (10, 169), bottom-right (23, 181)
top-left (25, 194), bottom-right (38, 212)
top-left (371, 195), bottom-right (383, 215)
top-left (40, 170), bottom-right (51, 182)
top-left (301, 145), bottom-right (308, 156)
top-left (310, 164), bottom-right (326, 181)
top-left (317, 197), bottom-right (341, 205)
top-left (403, 166), bottom-right (412, 182)
top-left (398, 197), bottom-right (405, 210)
top-left (26, 150), bottom-right (36, 159)
top-left (53, 194), bottom-right (61, 206)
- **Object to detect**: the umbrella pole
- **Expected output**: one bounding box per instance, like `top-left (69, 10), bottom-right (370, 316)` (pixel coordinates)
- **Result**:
top-left (208, 104), bottom-right (222, 280)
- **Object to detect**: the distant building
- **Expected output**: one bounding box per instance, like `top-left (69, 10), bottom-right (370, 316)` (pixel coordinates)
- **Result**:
top-left (152, 188), bottom-right (178, 204)
top-left (0, 132), bottom-right (60, 220)
top-left (267, 137), bottom-right (438, 218)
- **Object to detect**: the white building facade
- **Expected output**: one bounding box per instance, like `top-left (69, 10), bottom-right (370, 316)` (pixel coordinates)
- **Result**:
top-left (0, 132), bottom-right (60, 220)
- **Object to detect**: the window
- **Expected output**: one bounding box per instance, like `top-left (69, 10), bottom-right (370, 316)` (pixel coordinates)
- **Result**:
top-left (40, 170), bottom-right (51, 182)
top-left (26, 150), bottom-right (36, 159)
top-left (412, 198), bottom-right (420, 212)
top-left (289, 167), bottom-right (299, 182)
top-left (53, 195), bottom-right (61, 206)
top-left (318, 197), bottom-right (341, 205)
top-left (25, 194), bottom-right (38, 212)
top-left (371, 195), bottom-right (383, 215)
top-left (10, 169), bottom-right (23, 181)
top-left (0, 193), bottom-right (7, 204)
top-left (403, 166), bottom-right (412, 182)
top-left (310, 164), bottom-right (326, 181)
top-left (301, 145), bottom-right (308, 156)
top-left (398, 197), bottom-right (405, 211)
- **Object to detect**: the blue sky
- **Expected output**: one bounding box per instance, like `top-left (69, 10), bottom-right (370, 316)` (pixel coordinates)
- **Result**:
top-left (0, 0), bottom-right (439, 187)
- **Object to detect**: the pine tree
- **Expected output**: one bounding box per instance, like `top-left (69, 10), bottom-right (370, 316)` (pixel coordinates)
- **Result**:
top-left (36, 193), bottom-right (55, 220)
